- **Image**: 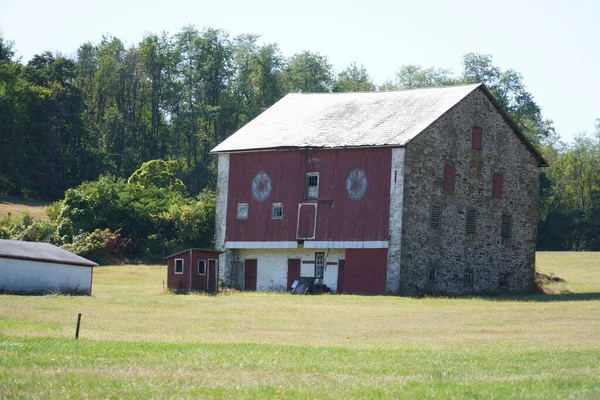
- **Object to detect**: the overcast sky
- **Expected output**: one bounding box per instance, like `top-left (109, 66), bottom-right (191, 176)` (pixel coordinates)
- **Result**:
top-left (1, 0), bottom-right (598, 142)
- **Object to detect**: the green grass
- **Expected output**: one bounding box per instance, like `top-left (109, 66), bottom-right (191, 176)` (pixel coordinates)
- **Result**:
top-left (0, 197), bottom-right (50, 221)
top-left (1, 252), bottom-right (599, 398)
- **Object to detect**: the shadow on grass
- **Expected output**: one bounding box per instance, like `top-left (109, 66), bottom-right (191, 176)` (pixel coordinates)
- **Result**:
top-left (479, 292), bottom-right (600, 302)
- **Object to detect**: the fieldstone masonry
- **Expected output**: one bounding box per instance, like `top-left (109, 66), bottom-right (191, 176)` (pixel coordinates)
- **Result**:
top-left (398, 89), bottom-right (540, 295)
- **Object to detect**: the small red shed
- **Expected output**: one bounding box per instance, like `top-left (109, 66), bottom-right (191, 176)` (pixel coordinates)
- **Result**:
top-left (165, 249), bottom-right (221, 292)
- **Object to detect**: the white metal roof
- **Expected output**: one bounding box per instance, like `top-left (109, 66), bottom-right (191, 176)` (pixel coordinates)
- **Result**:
top-left (212, 84), bottom-right (482, 152)
top-left (0, 239), bottom-right (98, 267)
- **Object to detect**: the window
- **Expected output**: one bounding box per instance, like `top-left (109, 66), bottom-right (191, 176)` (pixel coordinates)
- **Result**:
top-left (472, 127), bottom-right (482, 150)
top-left (237, 203), bottom-right (248, 219)
top-left (430, 204), bottom-right (442, 229)
top-left (315, 253), bottom-right (324, 278)
top-left (501, 214), bottom-right (512, 239)
top-left (444, 165), bottom-right (455, 192)
top-left (428, 269), bottom-right (437, 281)
top-left (499, 273), bottom-right (509, 289)
top-left (271, 203), bottom-right (283, 219)
top-left (493, 173), bottom-right (503, 199)
top-left (466, 208), bottom-right (477, 234)
top-left (464, 269), bottom-right (473, 285)
top-left (174, 259), bottom-right (184, 274)
top-left (305, 172), bottom-right (319, 199)
top-left (198, 260), bottom-right (206, 275)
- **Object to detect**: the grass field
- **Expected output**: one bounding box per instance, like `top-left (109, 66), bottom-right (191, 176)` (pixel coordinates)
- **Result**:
top-left (1, 252), bottom-right (599, 398)
top-left (0, 197), bottom-right (50, 221)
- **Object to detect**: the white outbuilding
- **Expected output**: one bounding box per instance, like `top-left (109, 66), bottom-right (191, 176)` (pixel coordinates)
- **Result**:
top-left (0, 239), bottom-right (97, 295)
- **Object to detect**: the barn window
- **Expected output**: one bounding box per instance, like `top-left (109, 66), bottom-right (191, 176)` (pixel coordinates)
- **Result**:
top-left (499, 273), bottom-right (509, 289)
top-left (493, 173), bottom-right (503, 198)
top-left (444, 165), bottom-right (455, 192)
top-left (464, 269), bottom-right (473, 285)
top-left (305, 172), bottom-right (319, 199)
top-left (501, 214), bottom-right (512, 239)
top-left (472, 127), bottom-right (482, 150)
top-left (315, 252), bottom-right (324, 278)
top-left (198, 260), bottom-right (206, 275)
top-left (237, 203), bottom-right (248, 219)
top-left (271, 203), bottom-right (283, 219)
top-left (430, 204), bottom-right (442, 229)
top-left (174, 259), bottom-right (184, 274)
top-left (466, 208), bottom-right (477, 234)
top-left (428, 269), bottom-right (437, 281)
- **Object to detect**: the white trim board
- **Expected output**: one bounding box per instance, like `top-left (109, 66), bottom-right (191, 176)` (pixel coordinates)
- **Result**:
top-left (225, 241), bottom-right (298, 249)
top-left (303, 241), bottom-right (389, 249)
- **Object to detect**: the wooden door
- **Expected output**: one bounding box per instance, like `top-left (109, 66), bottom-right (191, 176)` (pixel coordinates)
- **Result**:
top-left (337, 259), bottom-right (345, 294)
top-left (287, 259), bottom-right (301, 291)
top-left (244, 259), bottom-right (257, 291)
top-left (208, 259), bottom-right (217, 293)
top-left (297, 203), bottom-right (317, 239)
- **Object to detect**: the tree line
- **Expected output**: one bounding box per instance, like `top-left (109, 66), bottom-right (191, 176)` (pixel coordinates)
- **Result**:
top-left (1, 26), bottom-right (599, 253)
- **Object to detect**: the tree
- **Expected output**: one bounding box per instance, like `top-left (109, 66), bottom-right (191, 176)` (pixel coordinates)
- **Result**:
top-left (380, 64), bottom-right (456, 90)
top-left (282, 51), bottom-right (333, 93)
top-left (128, 159), bottom-right (186, 194)
top-left (333, 61), bottom-right (375, 92)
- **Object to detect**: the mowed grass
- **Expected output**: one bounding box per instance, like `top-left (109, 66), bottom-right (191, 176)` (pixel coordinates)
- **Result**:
top-left (1, 252), bottom-right (600, 398)
top-left (0, 197), bottom-right (50, 221)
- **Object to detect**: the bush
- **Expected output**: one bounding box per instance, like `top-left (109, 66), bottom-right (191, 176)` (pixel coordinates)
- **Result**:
top-left (63, 228), bottom-right (130, 263)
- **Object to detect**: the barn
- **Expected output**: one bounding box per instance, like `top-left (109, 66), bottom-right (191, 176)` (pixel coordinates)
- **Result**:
top-left (165, 249), bottom-right (221, 292)
top-left (211, 83), bottom-right (547, 295)
top-left (0, 239), bottom-right (97, 295)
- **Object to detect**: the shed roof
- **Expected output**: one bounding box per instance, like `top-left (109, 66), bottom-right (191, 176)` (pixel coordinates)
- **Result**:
top-left (0, 239), bottom-right (98, 267)
top-left (212, 84), bottom-right (481, 153)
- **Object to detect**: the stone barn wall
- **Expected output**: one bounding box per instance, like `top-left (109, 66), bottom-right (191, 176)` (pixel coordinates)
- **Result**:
top-left (399, 88), bottom-right (541, 295)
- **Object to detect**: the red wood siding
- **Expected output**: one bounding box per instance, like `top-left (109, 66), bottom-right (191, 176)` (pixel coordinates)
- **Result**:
top-left (493, 173), bottom-right (503, 198)
top-left (297, 204), bottom-right (316, 239)
top-left (244, 259), bottom-right (257, 291)
top-left (444, 165), bottom-right (455, 192)
top-left (472, 127), bottom-right (482, 150)
top-left (226, 148), bottom-right (391, 242)
top-left (343, 249), bottom-right (387, 294)
top-left (166, 249), bottom-right (220, 290)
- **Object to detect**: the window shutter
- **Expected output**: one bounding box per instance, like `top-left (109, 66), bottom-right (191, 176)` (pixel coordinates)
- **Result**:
top-left (466, 208), bottom-right (476, 234)
top-left (444, 165), bottom-right (455, 192)
top-left (493, 173), bottom-right (503, 198)
top-left (501, 214), bottom-right (512, 238)
top-left (472, 127), bottom-right (482, 150)
top-left (430, 205), bottom-right (441, 229)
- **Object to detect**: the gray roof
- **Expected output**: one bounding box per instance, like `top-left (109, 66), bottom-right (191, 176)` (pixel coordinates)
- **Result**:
top-left (212, 84), bottom-right (482, 153)
top-left (0, 239), bottom-right (98, 267)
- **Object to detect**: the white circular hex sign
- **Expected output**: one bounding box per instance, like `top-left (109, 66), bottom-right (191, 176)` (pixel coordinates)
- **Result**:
top-left (251, 171), bottom-right (272, 201)
top-left (346, 168), bottom-right (368, 200)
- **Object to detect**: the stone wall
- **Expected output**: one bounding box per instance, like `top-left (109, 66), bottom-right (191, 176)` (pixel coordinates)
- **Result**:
top-left (399, 88), bottom-right (541, 295)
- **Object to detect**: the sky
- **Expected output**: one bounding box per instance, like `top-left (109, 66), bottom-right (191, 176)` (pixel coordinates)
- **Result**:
top-left (1, 0), bottom-right (598, 142)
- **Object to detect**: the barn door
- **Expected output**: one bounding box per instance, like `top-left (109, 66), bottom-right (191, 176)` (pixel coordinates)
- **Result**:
top-left (208, 259), bottom-right (218, 293)
top-left (287, 259), bottom-right (301, 291)
top-left (244, 259), bottom-right (257, 291)
top-left (337, 259), bottom-right (345, 294)
top-left (297, 203), bottom-right (317, 240)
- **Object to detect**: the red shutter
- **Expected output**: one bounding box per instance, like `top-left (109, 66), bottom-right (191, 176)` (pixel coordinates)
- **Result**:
top-left (493, 173), bottom-right (503, 198)
top-left (444, 165), bottom-right (455, 192)
top-left (472, 127), bottom-right (482, 150)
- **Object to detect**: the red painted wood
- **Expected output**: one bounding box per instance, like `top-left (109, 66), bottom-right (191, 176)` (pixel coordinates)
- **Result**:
top-left (226, 148), bottom-right (392, 242)
top-left (493, 173), bottom-right (503, 198)
top-left (343, 249), bottom-right (387, 294)
top-left (244, 259), bottom-right (257, 291)
top-left (444, 165), bottom-right (455, 192)
top-left (297, 204), bottom-right (316, 239)
top-left (472, 127), bottom-right (482, 150)
top-left (287, 259), bottom-right (301, 291)
top-left (207, 260), bottom-right (217, 293)
top-left (337, 259), bottom-right (345, 293)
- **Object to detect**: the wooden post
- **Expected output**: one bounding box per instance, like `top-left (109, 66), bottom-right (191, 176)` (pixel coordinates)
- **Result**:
top-left (75, 313), bottom-right (82, 339)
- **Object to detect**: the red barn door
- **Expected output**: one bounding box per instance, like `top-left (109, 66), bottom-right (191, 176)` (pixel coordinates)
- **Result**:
top-left (337, 259), bottom-right (345, 293)
top-left (297, 203), bottom-right (317, 240)
top-left (208, 259), bottom-right (217, 293)
top-left (244, 259), bottom-right (257, 291)
top-left (287, 259), bottom-right (301, 291)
